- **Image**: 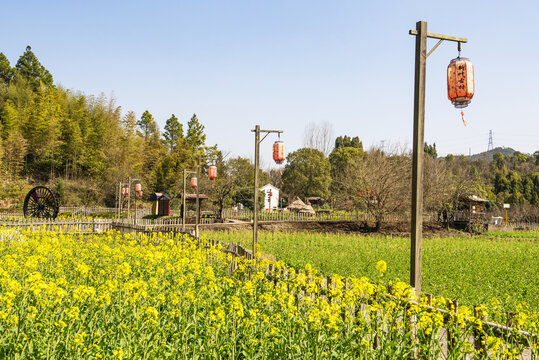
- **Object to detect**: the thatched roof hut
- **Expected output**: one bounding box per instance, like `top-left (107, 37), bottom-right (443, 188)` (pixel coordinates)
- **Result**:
top-left (287, 197), bottom-right (315, 216)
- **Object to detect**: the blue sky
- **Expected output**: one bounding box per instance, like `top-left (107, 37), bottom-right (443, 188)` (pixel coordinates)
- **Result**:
top-left (1, 0), bottom-right (537, 166)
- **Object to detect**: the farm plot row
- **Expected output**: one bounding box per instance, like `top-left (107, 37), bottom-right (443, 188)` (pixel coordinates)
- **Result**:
top-left (201, 230), bottom-right (539, 323)
top-left (0, 228), bottom-right (536, 359)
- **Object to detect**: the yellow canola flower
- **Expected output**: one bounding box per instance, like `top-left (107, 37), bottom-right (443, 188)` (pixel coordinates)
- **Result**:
top-left (74, 332), bottom-right (86, 346)
top-left (144, 306), bottom-right (158, 319)
top-left (375, 260), bottom-right (387, 274)
top-left (66, 306), bottom-right (80, 320)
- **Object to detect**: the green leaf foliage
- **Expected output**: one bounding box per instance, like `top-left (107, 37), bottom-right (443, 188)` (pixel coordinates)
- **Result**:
top-left (282, 148), bottom-right (331, 200)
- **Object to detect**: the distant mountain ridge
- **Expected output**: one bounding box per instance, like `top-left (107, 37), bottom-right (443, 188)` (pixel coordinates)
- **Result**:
top-left (468, 147), bottom-right (517, 161)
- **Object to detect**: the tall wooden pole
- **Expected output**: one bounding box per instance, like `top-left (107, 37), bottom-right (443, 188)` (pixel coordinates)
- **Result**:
top-left (253, 125), bottom-right (260, 256)
top-left (409, 21), bottom-right (468, 298)
top-left (410, 20), bottom-right (427, 297)
top-left (196, 155), bottom-right (200, 236)
top-left (118, 181), bottom-right (122, 219)
top-left (251, 126), bottom-right (283, 257)
top-left (127, 176), bottom-right (132, 223)
top-left (182, 169), bottom-right (186, 230)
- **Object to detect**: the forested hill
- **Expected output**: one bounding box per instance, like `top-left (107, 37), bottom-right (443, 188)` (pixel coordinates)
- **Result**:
top-left (0, 46), bottom-right (215, 206)
top-left (469, 147), bottom-right (516, 162)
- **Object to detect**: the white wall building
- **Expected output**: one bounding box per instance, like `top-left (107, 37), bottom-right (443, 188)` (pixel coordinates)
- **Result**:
top-left (260, 184), bottom-right (280, 210)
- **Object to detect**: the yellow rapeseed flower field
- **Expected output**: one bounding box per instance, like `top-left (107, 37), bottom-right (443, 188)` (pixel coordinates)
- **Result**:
top-left (0, 228), bottom-right (535, 359)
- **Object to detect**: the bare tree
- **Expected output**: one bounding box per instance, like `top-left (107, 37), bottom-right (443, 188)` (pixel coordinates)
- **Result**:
top-left (423, 156), bottom-right (453, 212)
top-left (303, 121), bottom-right (334, 157)
top-left (334, 146), bottom-right (411, 231)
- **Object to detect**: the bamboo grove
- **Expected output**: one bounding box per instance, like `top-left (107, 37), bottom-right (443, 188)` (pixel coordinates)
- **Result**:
top-left (0, 47), bottom-right (212, 205)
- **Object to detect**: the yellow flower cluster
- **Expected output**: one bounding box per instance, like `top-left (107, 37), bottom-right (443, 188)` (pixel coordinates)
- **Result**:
top-left (0, 228), bottom-right (535, 359)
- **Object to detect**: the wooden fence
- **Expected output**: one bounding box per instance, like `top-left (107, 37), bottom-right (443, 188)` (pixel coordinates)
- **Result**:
top-left (0, 218), bottom-right (114, 233)
top-left (204, 236), bottom-right (537, 358)
top-left (222, 209), bottom-right (438, 223)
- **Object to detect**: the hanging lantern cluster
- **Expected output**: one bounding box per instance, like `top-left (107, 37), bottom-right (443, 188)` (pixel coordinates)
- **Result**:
top-left (121, 187), bottom-right (129, 195)
top-left (135, 183), bottom-right (142, 197)
top-left (273, 140), bottom-right (286, 164)
top-left (447, 46), bottom-right (474, 109)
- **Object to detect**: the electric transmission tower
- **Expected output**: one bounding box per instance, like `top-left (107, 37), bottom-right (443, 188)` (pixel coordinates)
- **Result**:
top-left (487, 130), bottom-right (494, 151)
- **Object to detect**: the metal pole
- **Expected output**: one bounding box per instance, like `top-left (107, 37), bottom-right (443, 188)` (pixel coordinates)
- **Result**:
top-left (196, 155), bottom-right (200, 236)
top-left (182, 169), bottom-right (186, 230)
top-left (410, 20), bottom-right (427, 297)
top-left (253, 125), bottom-right (260, 256)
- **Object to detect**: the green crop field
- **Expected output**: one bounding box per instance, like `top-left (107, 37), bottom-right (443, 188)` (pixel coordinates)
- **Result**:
top-left (200, 230), bottom-right (539, 319)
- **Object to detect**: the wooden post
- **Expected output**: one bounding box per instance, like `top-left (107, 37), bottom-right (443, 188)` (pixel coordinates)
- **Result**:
top-left (118, 181), bottom-right (122, 219)
top-left (409, 21), bottom-right (468, 298)
top-left (182, 169), bottom-right (186, 230)
top-left (251, 125), bottom-right (283, 256)
top-left (196, 155), bottom-right (200, 237)
top-left (410, 21), bottom-right (427, 297)
top-left (253, 125), bottom-right (260, 256)
top-left (127, 177), bottom-right (132, 222)
top-left (410, 20), bottom-right (427, 298)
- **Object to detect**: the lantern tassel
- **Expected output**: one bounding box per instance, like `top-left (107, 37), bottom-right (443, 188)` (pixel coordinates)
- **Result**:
top-left (461, 111), bottom-right (467, 127)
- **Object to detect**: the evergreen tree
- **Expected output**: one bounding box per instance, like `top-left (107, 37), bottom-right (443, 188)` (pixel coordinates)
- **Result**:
top-left (424, 142), bottom-right (437, 158)
top-left (186, 114), bottom-right (206, 152)
top-left (163, 114), bottom-right (183, 152)
top-left (15, 46), bottom-right (53, 89)
top-left (335, 135), bottom-right (362, 150)
top-left (0, 53), bottom-right (13, 84)
top-left (350, 136), bottom-right (363, 150)
top-left (137, 110), bottom-right (157, 140)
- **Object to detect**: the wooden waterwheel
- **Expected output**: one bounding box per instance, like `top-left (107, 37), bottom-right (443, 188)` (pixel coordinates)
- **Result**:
top-left (23, 186), bottom-right (59, 219)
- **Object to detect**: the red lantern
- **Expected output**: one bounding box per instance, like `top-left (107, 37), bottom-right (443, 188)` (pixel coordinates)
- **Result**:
top-left (447, 57), bottom-right (474, 108)
top-left (190, 177), bottom-right (198, 188)
top-left (273, 141), bottom-right (286, 164)
top-left (125, 188), bottom-right (129, 195)
top-left (121, 188), bottom-right (125, 195)
top-left (135, 183), bottom-right (142, 192)
top-left (138, 191), bottom-right (143, 197)
top-left (208, 165), bottom-right (217, 180)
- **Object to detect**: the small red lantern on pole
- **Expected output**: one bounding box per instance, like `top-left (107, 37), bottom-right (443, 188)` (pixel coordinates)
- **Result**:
top-left (447, 56), bottom-right (474, 109)
top-left (121, 188), bottom-right (125, 195)
top-left (273, 141), bottom-right (286, 164)
top-left (190, 177), bottom-right (198, 188)
top-left (138, 191), bottom-right (143, 197)
top-left (135, 183), bottom-right (142, 192)
top-left (208, 165), bottom-right (217, 188)
top-left (208, 165), bottom-right (217, 180)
